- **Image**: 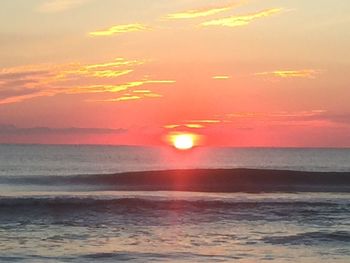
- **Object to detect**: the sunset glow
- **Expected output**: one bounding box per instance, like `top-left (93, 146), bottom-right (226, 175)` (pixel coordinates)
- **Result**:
top-left (168, 133), bottom-right (198, 150)
top-left (0, 1), bottom-right (349, 147)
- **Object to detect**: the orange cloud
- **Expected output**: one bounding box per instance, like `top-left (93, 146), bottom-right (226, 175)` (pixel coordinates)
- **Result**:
top-left (201, 8), bottom-right (282, 27)
top-left (165, 4), bottom-right (237, 19)
top-left (255, 69), bottom-right (320, 79)
top-left (104, 80), bottom-right (174, 91)
top-left (163, 111), bottom-right (331, 132)
top-left (86, 79), bottom-right (174, 103)
top-left (225, 110), bottom-right (328, 120)
top-left (69, 79), bottom-right (175, 94)
top-left (93, 93), bottom-right (163, 103)
top-left (0, 91), bottom-right (53, 105)
top-left (57, 58), bottom-right (143, 80)
top-left (164, 124), bottom-right (181, 129)
top-left (89, 23), bottom-right (149, 36)
top-left (132, 90), bottom-right (152, 94)
top-left (90, 69), bottom-right (133, 78)
top-left (0, 58), bottom-right (174, 104)
top-left (163, 119), bottom-right (222, 130)
top-left (115, 96), bottom-right (141, 102)
top-left (64, 85), bottom-right (128, 94)
top-left (184, 124), bottom-right (204, 129)
top-left (189, 119), bottom-right (221, 124)
top-left (213, 75), bottom-right (230, 80)
top-left (143, 93), bottom-right (163, 98)
top-left (85, 58), bottom-right (144, 69)
top-left (163, 123), bottom-right (205, 129)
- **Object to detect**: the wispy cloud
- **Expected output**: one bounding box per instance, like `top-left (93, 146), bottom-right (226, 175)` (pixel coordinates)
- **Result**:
top-left (255, 69), bottom-right (320, 79)
top-left (87, 80), bottom-right (174, 102)
top-left (80, 80), bottom-right (174, 93)
top-left (213, 75), bottom-right (230, 80)
top-left (132, 89), bottom-right (152, 94)
top-left (143, 93), bottom-right (163, 98)
top-left (0, 58), bottom-right (174, 104)
top-left (226, 110), bottom-right (327, 119)
top-left (163, 119), bottom-right (221, 130)
top-left (165, 4), bottom-right (238, 19)
top-left (163, 123), bottom-right (205, 129)
top-left (89, 23), bottom-right (149, 37)
top-left (37, 0), bottom-right (90, 13)
top-left (84, 58), bottom-right (143, 69)
top-left (0, 64), bottom-right (59, 104)
top-left (163, 111), bottom-right (350, 132)
top-left (164, 124), bottom-right (180, 129)
top-left (95, 93), bottom-right (164, 103)
top-left (188, 119), bottom-right (221, 124)
top-left (58, 58), bottom-right (144, 80)
top-left (184, 124), bottom-right (204, 129)
top-left (89, 69), bottom-right (133, 78)
top-left (113, 96), bottom-right (141, 102)
top-left (201, 8), bottom-right (282, 27)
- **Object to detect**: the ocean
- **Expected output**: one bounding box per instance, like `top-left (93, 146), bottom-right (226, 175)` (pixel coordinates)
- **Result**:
top-left (0, 144), bottom-right (349, 262)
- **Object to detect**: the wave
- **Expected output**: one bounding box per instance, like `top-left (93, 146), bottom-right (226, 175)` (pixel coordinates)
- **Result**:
top-left (0, 196), bottom-right (348, 210)
top-left (263, 231), bottom-right (350, 245)
top-left (2, 168), bottom-right (350, 193)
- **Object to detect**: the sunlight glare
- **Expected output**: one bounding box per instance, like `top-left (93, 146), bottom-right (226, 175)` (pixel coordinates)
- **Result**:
top-left (169, 133), bottom-right (197, 150)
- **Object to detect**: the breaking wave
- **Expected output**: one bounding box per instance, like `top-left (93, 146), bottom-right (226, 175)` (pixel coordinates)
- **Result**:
top-left (1, 168), bottom-right (350, 193)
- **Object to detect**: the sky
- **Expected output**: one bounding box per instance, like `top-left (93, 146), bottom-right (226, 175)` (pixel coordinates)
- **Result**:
top-left (0, 0), bottom-right (349, 147)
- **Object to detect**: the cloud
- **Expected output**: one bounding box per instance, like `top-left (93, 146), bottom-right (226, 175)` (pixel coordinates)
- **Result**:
top-left (0, 124), bottom-right (127, 135)
top-left (78, 80), bottom-right (174, 94)
top-left (163, 111), bottom-right (350, 132)
top-left (0, 86), bottom-right (54, 105)
top-left (84, 58), bottom-right (144, 69)
top-left (0, 87), bottom-right (42, 100)
top-left (226, 110), bottom-right (327, 119)
top-left (89, 69), bottom-right (133, 78)
top-left (164, 124), bottom-right (180, 129)
top-left (0, 58), bottom-right (151, 104)
top-left (184, 124), bottom-right (204, 129)
top-left (89, 23), bottom-right (149, 37)
top-left (132, 89), bottom-right (152, 94)
top-left (188, 119), bottom-right (221, 124)
top-left (213, 75), bottom-right (230, 80)
top-left (105, 96), bottom-right (142, 102)
top-left (143, 93), bottom-right (163, 98)
top-left (37, 0), bottom-right (90, 13)
top-left (59, 58), bottom-right (144, 79)
top-left (164, 4), bottom-right (237, 19)
top-left (86, 79), bottom-right (174, 102)
top-left (163, 119), bottom-right (222, 130)
top-left (0, 65), bottom-right (58, 104)
top-left (201, 8), bottom-right (282, 27)
top-left (255, 69), bottom-right (320, 79)
top-left (163, 123), bottom-right (204, 129)
top-left (220, 110), bottom-right (349, 128)
top-left (0, 70), bottom-right (48, 81)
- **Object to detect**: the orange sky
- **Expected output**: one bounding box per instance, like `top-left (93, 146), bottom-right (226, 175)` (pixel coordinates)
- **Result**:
top-left (0, 0), bottom-right (349, 147)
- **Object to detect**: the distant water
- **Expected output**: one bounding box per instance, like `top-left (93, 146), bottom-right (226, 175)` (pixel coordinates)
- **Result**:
top-left (0, 144), bottom-right (349, 262)
top-left (1, 144), bottom-right (350, 177)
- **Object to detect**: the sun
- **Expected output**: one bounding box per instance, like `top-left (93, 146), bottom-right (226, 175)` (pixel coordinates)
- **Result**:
top-left (169, 133), bottom-right (197, 150)
top-left (173, 134), bottom-right (194, 150)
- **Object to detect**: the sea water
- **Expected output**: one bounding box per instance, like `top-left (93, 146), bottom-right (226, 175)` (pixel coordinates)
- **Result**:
top-left (0, 144), bottom-right (349, 262)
